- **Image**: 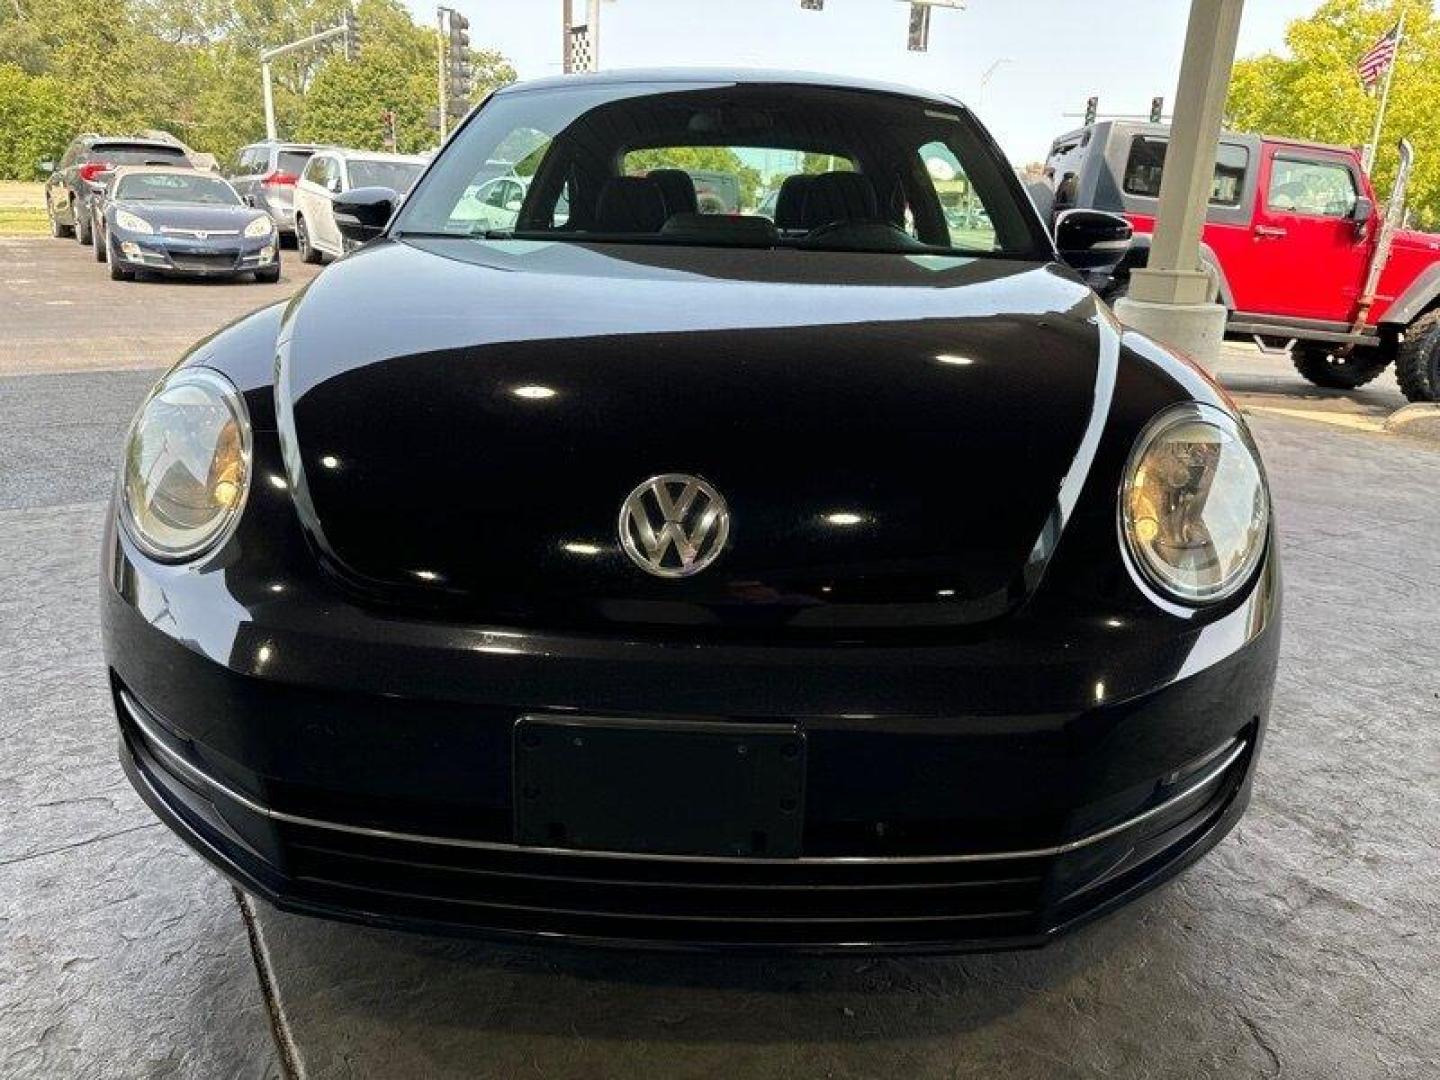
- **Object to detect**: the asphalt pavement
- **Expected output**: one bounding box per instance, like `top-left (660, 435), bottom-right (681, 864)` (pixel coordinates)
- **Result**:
top-left (2, 234), bottom-right (1438, 1078)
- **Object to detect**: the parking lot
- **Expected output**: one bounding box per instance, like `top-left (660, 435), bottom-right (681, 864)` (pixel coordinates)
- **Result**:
top-left (2, 229), bottom-right (1438, 1078)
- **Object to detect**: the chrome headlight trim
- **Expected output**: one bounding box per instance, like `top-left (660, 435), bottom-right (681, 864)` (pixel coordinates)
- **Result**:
top-left (119, 367), bottom-right (253, 563)
top-left (1118, 401), bottom-right (1270, 607)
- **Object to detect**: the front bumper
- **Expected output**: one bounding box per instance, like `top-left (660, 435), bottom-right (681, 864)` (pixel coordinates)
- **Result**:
top-left (111, 231), bottom-right (277, 277)
top-left (102, 497), bottom-right (1279, 951)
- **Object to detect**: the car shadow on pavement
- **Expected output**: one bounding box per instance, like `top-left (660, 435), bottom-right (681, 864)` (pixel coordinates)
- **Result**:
top-left (251, 889), bottom-right (1177, 1058)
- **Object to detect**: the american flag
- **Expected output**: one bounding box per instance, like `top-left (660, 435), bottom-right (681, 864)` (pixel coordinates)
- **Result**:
top-left (1358, 23), bottom-right (1400, 87)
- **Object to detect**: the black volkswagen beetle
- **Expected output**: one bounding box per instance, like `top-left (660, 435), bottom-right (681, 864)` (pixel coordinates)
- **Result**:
top-left (93, 167), bottom-right (280, 282)
top-left (103, 71), bottom-right (1279, 952)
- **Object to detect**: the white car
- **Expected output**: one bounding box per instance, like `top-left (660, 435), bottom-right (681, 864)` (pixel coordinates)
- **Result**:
top-left (292, 149), bottom-right (426, 263)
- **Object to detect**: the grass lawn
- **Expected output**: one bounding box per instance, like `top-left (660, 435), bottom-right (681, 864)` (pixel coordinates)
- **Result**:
top-left (0, 182), bottom-right (49, 235)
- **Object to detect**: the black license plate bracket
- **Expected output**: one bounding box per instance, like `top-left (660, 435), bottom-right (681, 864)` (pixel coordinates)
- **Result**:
top-left (513, 716), bottom-right (806, 858)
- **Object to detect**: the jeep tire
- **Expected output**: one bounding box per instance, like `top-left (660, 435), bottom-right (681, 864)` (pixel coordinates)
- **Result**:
top-left (1291, 343), bottom-right (1391, 390)
top-left (1396, 310), bottom-right (1440, 403)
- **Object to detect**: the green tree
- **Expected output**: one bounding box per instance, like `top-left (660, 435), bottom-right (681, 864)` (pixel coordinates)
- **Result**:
top-left (0, 63), bottom-right (70, 175)
top-left (1227, 0), bottom-right (1440, 227)
top-left (296, 0), bottom-right (513, 151)
top-left (624, 146), bottom-right (764, 209)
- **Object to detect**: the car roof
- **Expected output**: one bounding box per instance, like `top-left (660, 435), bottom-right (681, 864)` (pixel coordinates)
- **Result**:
top-left (495, 67), bottom-right (967, 109)
top-left (85, 136), bottom-right (188, 150)
top-left (323, 149), bottom-right (428, 164)
top-left (245, 142), bottom-right (328, 151)
top-left (108, 165), bottom-right (230, 181)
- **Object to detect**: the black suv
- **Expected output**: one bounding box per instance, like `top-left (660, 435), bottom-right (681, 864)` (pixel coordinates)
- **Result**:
top-left (42, 134), bottom-right (193, 245)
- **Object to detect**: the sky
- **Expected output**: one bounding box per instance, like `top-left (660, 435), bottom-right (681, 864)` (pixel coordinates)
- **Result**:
top-left (414, 0), bottom-right (1329, 163)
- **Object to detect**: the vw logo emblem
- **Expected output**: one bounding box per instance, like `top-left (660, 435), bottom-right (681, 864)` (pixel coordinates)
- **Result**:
top-left (618, 474), bottom-right (730, 578)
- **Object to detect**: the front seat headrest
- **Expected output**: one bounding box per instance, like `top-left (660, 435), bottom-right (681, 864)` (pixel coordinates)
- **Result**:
top-left (647, 169), bottom-right (699, 217)
top-left (799, 171), bottom-right (879, 231)
top-left (594, 176), bottom-right (667, 233)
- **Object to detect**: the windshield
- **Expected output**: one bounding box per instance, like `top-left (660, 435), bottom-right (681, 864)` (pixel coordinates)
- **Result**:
top-left (393, 81), bottom-right (1049, 258)
top-left (348, 160), bottom-right (424, 192)
top-left (115, 173), bottom-right (240, 204)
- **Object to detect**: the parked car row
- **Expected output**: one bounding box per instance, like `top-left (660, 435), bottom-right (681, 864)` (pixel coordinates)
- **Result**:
top-left (39, 133), bottom-right (429, 283)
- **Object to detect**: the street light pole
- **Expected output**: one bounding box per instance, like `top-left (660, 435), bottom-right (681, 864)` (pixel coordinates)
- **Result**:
top-left (259, 19), bottom-right (356, 142)
top-left (977, 57), bottom-right (1011, 109)
top-left (261, 60), bottom-right (277, 141)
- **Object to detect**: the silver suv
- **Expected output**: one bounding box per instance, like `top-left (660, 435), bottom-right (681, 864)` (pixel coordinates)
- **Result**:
top-left (226, 143), bottom-right (326, 240)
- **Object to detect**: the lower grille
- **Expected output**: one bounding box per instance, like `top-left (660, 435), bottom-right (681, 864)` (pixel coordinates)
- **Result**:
top-left (281, 826), bottom-right (1046, 944)
top-left (169, 252), bottom-right (239, 272)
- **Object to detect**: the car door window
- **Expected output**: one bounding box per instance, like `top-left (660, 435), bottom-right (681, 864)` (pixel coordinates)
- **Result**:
top-left (1122, 137), bottom-right (1249, 207)
top-left (303, 156), bottom-right (328, 185)
top-left (329, 161), bottom-right (345, 194)
top-left (1267, 157), bottom-right (1357, 218)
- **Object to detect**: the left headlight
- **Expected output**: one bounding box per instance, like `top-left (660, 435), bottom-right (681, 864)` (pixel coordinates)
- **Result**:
top-left (1120, 402), bottom-right (1269, 605)
top-left (120, 368), bottom-right (251, 562)
top-left (244, 215), bottom-right (274, 239)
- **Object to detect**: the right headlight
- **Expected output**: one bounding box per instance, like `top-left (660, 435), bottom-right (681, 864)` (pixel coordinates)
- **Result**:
top-left (114, 209), bottom-right (153, 234)
top-left (120, 367), bottom-right (251, 562)
top-left (1120, 402), bottom-right (1269, 605)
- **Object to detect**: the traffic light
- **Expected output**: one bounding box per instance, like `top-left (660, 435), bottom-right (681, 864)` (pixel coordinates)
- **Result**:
top-left (1150, 96), bottom-right (1164, 123)
top-left (342, 7), bottom-right (359, 61)
top-left (447, 10), bottom-right (472, 107)
top-left (1084, 96), bottom-right (1098, 126)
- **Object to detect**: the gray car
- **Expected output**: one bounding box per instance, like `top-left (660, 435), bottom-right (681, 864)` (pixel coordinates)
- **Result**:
top-left (226, 142), bottom-right (326, 241)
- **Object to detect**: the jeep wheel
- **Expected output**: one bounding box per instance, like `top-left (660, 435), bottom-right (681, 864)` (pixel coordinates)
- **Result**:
top-left (1291, 343), bottom-right (1391, 390)
top-left (93, 218), bottom-right (106, 261)
top-left (1396, 310), bottom-right (1440, 403)
top-left (76, 207), bottom-right (93, 247)
top-left (49, 211), bottom-right (73, 239)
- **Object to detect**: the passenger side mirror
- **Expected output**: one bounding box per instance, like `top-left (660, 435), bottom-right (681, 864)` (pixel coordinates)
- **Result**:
top-left (1351, 195), bottom-right (1375, 225)
top-left (243, 194), bottom-right (256, 208)
top-left (1054, 209), bottom-right (1133, 273)
top-left (333, 186), bottom-right (397, 245)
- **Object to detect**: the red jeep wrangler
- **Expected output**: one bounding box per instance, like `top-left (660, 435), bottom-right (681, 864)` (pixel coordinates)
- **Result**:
top-left (1041, 121), bottom-right (1440, 401)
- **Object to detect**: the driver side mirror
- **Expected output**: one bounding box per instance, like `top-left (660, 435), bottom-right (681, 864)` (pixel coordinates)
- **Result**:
top-left (1351, 195), bottom-right (1375, 227)
top-left (1054, 209), bottom-right (1133, 272)
top-left (333, 186), bottom-right (397, 245)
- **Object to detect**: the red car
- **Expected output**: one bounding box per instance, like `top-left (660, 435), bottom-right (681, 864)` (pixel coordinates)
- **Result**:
top-left (1042, 122), bottom-right (1440, 401)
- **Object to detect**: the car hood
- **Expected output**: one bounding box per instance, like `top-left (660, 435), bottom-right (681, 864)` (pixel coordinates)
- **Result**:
top-left (113, 201), bottom-right (261, 231)
top-left (275, 238), bottom-right (1117, 635)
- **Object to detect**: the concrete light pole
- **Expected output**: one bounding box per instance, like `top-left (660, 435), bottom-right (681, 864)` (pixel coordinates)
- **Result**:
top-left (1114, 0), bottom-right (1245, 369)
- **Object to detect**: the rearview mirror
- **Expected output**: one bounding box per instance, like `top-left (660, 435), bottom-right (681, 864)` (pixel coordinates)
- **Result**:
top-left (333, 186), bottom-right (397, 245)
top-left (1054, 209), bottom-right (1133, 273)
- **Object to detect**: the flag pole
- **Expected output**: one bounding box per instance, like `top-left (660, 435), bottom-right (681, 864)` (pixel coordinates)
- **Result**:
top-left (1363, 9), bottom-right (1405, 174)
